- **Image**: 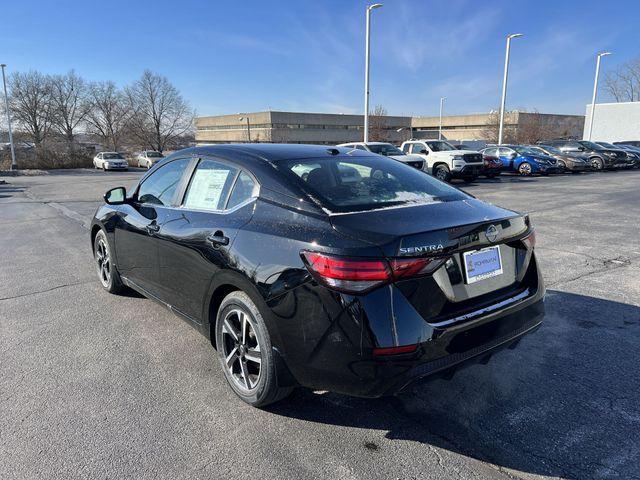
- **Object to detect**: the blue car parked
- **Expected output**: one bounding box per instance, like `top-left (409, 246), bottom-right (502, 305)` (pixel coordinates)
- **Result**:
top-left (481, 145), bottom-right (560, 176)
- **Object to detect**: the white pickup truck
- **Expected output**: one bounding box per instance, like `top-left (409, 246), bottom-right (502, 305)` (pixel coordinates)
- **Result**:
top-left (400, 140), bottom-right (484, 183)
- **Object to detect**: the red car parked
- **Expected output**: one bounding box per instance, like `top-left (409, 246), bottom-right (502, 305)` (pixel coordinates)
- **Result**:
top-left (482, 155), bottom-right (502, 178)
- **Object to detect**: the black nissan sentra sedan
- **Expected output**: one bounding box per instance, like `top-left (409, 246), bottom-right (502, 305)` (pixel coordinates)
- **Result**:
top-left (91, 144), bottom-right (545, 407)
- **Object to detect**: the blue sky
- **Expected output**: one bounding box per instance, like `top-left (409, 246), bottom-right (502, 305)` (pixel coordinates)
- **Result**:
top-left (3, 0), bottom-right (639, 117)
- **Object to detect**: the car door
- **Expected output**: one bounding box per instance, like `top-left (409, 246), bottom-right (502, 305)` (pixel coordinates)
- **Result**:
top-left (497, 147), bottom-right (515, 170)
top-left (114, 157), bottom-right (193, 297)
top-left (153, 157), bottom-right (258, 322)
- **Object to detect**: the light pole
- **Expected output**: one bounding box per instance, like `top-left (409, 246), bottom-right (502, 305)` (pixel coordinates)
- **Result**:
top-left (587, 51), bottom-right (612, 141)
top-left (238, 116), bottom-right (251, 143)
top-left (363, 3), bottom-right (383, 143)
top-left (1, 64), bottom-right (16, 170)
top-left (438, 97), bottom-right (446, 140)
top-left (498, 33), bottom-right (523, 145)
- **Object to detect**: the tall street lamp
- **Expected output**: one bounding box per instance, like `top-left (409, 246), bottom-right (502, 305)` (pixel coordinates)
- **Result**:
top-left (438, 96), bottom-right (446, 140)
top-left (238, 116), bottom-right (251, 143)
top-left (587, 51), bottom-right (612, 141)
top-left (1, 64), bottom-right (17, 170)
top-left (498, 33), bottom-right (523, 145)
top-left (363, 3), bottom-right (383, 143)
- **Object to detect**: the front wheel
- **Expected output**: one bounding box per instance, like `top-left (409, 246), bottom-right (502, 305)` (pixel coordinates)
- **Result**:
top-left (591, 157), bottom-right (604, 171)
top-left (94, 230), bottom-right (123, 294)
top-left (434, 165), bottom-right (452, 182)
top-left (557, 160), bottom-right (566, 172)
top-left (215, 291), bottom-right (293, 407)
top-left (518, 162), bottom-right (532, 176)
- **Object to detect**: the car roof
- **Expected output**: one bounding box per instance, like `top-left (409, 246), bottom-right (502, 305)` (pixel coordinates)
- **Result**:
top-left (165, 143), bottom-right (376, 163)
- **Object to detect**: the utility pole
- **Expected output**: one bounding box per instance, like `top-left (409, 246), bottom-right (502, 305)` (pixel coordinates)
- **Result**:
top-left (1, 64), bottom-right (17, 170)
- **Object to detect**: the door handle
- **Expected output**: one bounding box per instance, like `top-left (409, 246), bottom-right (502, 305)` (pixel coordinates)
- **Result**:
top-left (206, 231), bottom-right (229, 246)
top-left (146, 222), bottom-right (160, 234)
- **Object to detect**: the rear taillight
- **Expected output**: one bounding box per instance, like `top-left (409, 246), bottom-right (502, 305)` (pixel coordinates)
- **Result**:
top-left (522, 230), bottom-right (536, 250)
top-left (301, 251), bottom-right (446, 294)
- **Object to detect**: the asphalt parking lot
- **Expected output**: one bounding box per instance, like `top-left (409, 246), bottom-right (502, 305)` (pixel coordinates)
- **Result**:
top-left (1, 168), bottom-right (639, 480)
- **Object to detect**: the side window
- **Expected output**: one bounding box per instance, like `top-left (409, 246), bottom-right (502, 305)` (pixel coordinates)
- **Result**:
top-left (410, 144), bottom-right (424, 154)
top-left (227, 172), bottom-right (256, 209)
top-left (137, 158), bottom-right (190, 206)
top-left (355, 145), bottom-right (367, 151)
top-left (484, 148), bottom-right (497, 156)
top-left (401, 144), bottom-right (409, 153)
top-left (183, 159), bottom-right (238, 211)
top-left (497, 147), bottom-right (512, 156)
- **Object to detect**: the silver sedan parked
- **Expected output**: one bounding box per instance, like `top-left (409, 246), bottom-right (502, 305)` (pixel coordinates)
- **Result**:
top-left (93, 152), bottom-right (129, 171)
top-left (136, 150), bottom-right (164, 169)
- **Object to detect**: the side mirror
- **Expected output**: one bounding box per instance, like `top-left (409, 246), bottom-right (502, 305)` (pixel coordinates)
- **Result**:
top-left (419, 149), bottom-right (428, 155)
top-left (578, 146), bottom-right (586, 151)
top-left (104, 187), bottom-right (127, 205)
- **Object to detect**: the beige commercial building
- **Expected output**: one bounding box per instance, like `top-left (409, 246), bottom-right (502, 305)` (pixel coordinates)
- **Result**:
top-left (196, 110), bottom-right (585, 146)
top-left (412, 112), bottom-right (585, 144)
top-left (196, 111), bottom-right (411, 145)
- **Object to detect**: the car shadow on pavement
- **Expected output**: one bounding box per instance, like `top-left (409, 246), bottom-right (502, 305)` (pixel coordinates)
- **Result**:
top-left (0, 183), bottom-right (25, 198)
top-left (267, 291), bottom-right (640, 479)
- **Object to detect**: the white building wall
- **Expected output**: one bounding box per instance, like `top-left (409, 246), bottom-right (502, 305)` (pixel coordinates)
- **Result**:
top-left (584, 101), bottom-right (640, 142)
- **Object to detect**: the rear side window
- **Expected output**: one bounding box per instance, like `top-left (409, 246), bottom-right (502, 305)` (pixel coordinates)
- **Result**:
top-left (227, 172), bottom-right (256, 209)
top-left (278, 155), bottom-right (467, 213)
top-left (183, 159), bottom-right (238, 211)
top-left (137, 158), bottom-right (190, 206)
top-left (410, 144), bottom-right (424, 154)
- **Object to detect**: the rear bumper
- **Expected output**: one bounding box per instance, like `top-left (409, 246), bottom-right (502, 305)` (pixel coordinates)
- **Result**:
top-left (342, 289), bottom-right (544, 397)
top-left (276, 279), bottom-right (545, 398)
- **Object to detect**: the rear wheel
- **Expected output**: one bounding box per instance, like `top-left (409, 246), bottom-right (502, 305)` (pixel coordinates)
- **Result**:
top-left (434, 164), bottom-right (452, 182)
top-left (518, 162), bottom-right (532, 176)
top-left (93, 230), bottom-right (123, 294)
top-left (215, 291), bottom-right (293, 407)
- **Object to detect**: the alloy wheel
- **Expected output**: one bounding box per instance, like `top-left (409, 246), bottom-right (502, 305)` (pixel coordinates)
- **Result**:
top-left (519, 163), bottom-right (532, 176)
top-left (221, 308), bottom-right (262, 392)
top-left (95, 238), bottom-right (111, 287)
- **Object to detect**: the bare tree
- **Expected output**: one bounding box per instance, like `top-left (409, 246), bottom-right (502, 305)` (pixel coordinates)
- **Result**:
top-left (86, 81), bottom-right (130, 151)
top-left (8, 70), bottom-right (54, 147)
top-left (481, 110), bottom-right (516, 144)
top-left (125, 70), bottom-right (193, 153)
top-left (368, 105), bottom-right (388, 142)
top-left (50, 70), bottom-right (90, 147)
top-left (515, 111), bottom-right (556, 144)
top-left (604, 57), bottom-right (640, 102)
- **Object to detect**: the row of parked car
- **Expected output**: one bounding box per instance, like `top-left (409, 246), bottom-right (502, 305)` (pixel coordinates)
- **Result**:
top-left (92, 150), bottom-right (165, 171)
top-left (337, 139), bottom-right (640, 183)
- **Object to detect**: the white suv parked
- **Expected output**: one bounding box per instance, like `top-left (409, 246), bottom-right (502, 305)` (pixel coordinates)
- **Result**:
top-left (400, 140), bottom-right (483, 182)
top-left (337, 142), bottom-right (426, 171)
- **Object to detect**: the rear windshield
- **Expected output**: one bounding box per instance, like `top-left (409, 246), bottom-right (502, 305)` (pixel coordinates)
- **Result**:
top-left (277, 155), bottom-right (468, 213)
top-left (147, 151), bottom-right (163, 158)
top-left (367, 144), bottom-right (405, 156)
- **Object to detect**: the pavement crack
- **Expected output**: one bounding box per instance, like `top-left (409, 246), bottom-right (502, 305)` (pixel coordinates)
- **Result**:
top-left (0, 279), bottom-right (94, 301)
top-left (548, 255), bottom-right (636, 287)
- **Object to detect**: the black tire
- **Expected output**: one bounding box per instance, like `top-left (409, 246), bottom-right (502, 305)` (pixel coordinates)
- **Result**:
top-left (434, 164), bottom-right (452, 182)
top-left (518, 162), bottom-right (532, 176)
top-left (215, 291), bottom-right (293, 407)
top-left (591, 157), bottom-right (604, 171)
top-left (557, 160), bottom-right (566, 172)
top-left (102, 165), bottom-right (107, 172)
top-left (462, 175), bottom-right (477, 183)
top-left (93, 230), bottom-right (124, 294)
